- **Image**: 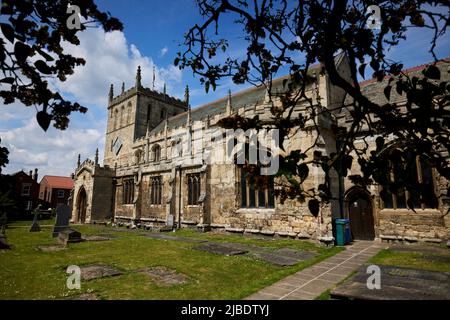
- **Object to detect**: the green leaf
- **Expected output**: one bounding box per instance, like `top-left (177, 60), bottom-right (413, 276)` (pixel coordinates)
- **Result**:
top-left (375, 136), bottom-right (384, 152)
top-left (0, 45), bottom-right (5, 63)
top-left (14, 42), bottom-right (32, 63)
top-left (396, 82), bottom-right (403, 95)
top-left (34, 60), bottom-right (52, 74)
top-left (297, 163), bottom-right (309, 182)
top-left (370, 59), bottom-right (379, 71)
top-left (0, 23), bottom-right (15, 43)
top-left (0, 77), bottom-right (14, 84)
top-left (410, 14), bottom-right (425, 27)
top-left (35, 47), bottom-right (54, 62)
top-left (423, 65), bottom-right (440, 80)
top-left (358, 63), bottom-right (366, 79)
top-left (308, 199), bottom-right (320, 217)
top-left (36, 110), bottom-right (52, 131)
top-left (383, 85), bottom-right (391, 101)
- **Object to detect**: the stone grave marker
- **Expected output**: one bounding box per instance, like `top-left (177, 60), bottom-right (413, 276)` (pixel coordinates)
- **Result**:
top-left (0, 234), bottom-right (10, 250)
top-left (52, 204), bottom-right (71, 237)
top-left (194, 242), bottom-right (248, 255)
top-left (29, 206), bottom-right (41, 232)
top-left (137, 266), bottom-right (189, 286)
top-left (79, 264), bottom-right (123, 281)
top-left (58, 229), bottom-right (83, 245)
top-left (166, 214), bottom-right (174, 228)
top-left (0, 212), bottom-right (11, 249)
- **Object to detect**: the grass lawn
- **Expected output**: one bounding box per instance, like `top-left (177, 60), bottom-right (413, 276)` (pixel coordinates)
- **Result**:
top-left (368, 248), bottom-right (450, 273)
top-left (0, 220), bottom-right (342, 300)
top-left (315, 243), bottom-right (450, 300)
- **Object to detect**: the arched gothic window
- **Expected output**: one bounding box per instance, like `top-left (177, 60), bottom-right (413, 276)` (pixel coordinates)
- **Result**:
top-left (240, 167), bottom-right (275, 208)
top-left (188, 174), bottom-right (201, 205)
top-left (127, 102), bottom-right (132, 124)
top-left (380, 150), bottom-right (438, 210)
top-left (120, 105), bottom-right (125, 127)
top-left (122, 179), bottom-right (134, 204)
top-left (150, 176), bottom-right (163, 205)
top-left (113, 109), bottom-right (118, 130)
top-left (152, 144), bottom-right (161, 162)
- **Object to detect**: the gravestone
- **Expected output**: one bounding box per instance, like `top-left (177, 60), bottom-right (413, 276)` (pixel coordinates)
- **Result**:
top-left (194, 242), bottom-right (248, 255)
top-left (36, 244), bottom-right (68, 252)
top-left (166, 215), bottom-right (174, 228)
top-left (58, 229), bottom-right (83, 245)
top-left (0, 234), bottom-right (10, 250)
top-left (0, 212), bottom-right (7, 234)
top-left (79, 264), bottom-right (123, 281)
top-left (331, 265), bottom-right (450, 300)
top-left (52, 204), bottom-right (71, 237)
top-left (137, 266), bottom-right (189, 286)
top-left (29, 206), bottom-right (41, 232)
top-left (0, 212), bottom-right (11, 249)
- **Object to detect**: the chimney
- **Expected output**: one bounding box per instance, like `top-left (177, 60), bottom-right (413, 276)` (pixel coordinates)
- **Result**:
top-left (71, 173), bottom-right (75, 180)
top-left (33, 168), bottom-right (38, 181)
top-left (29, 170), bottom-right (32, 177)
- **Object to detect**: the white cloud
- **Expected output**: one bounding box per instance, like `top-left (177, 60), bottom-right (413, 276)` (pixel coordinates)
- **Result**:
top-left (0, 27), bottom-right (182, 178)
top-left (53, 28), bottom-right (183, 107)
top-left (159, 46), bottom-right (169, 57)
top-left (1, 119), bottom-right (103, 178)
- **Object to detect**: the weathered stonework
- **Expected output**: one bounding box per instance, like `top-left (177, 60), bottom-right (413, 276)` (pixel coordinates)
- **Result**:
top-left (71, 57), bottom-right (450, 244)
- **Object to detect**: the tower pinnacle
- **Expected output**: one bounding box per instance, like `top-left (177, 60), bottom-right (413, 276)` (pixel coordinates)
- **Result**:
top-left (226, 89), bottom-right (232, 115)
top-left (108, 84), bottom-right (114, 103)
top-left (184, 85), bottom-right (190, 107)
top-left (136, 66), bottom-right (142, 88)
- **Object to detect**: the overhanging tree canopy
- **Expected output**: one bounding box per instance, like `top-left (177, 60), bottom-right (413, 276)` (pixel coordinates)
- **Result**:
top-left (176, 0), bottom-right (450, 213)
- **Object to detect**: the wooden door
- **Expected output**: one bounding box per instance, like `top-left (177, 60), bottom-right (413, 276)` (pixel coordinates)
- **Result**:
top-left (348, 194), bottom-right (375, 240)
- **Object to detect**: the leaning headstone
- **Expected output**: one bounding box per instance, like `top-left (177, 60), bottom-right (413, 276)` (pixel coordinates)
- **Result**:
top-left (0, 234), bottom-right (11, 250)
top-left (0, 212), bottom-right (11, 249)
top-left (0, 212), bottom-right (7, 234)
top-left (58, 229), bottom-right (83, 245)
top-left (29, 206), bottom-right (41, 232)
top-left (52, 204), bottom-right (71, 238)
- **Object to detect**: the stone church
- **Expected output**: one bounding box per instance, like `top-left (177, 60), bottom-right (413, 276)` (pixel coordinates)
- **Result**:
top-left (71, 54), bottom-right (450, 244)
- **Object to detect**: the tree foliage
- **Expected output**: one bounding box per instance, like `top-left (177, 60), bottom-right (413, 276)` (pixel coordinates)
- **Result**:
top-left (0, 0), bottom-right (122, 131)
top-left (177, 0), bottom-right (450, 214)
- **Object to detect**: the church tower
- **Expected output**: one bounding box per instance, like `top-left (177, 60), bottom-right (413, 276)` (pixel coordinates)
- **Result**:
top-left (104, 66), bottom-right (187, 168)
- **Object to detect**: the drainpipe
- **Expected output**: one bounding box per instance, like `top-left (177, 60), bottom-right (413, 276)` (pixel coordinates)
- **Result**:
top-left (176, 165), bottom-right (182, 229)
top-left (336, 138), bottom-right (344, 219)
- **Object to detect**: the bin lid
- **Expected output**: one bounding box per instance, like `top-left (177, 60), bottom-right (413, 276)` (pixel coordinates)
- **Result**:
top-left (335, 218), bottom-right (349, 224)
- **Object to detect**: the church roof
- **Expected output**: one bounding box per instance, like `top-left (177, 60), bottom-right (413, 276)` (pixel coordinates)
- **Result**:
top-left (344, 57), bottom-right (450, 106)
top-left (149, 57), bottom-right (329, 135)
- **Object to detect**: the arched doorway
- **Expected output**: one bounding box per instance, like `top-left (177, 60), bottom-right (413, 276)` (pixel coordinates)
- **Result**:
top-left (77, 187), bottom-right (87, 223)
top-left (346, 188), bottom-right (375, 240)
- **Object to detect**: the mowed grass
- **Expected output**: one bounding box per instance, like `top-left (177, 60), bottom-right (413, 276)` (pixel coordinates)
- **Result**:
top-left (368, 248), bottom-right (450, 273)
top-left (0, 220), bottom-right (342, 300)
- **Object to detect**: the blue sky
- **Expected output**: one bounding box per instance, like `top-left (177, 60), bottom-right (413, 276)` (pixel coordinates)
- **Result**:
top-left (1, 0), bottom-right (449, 179)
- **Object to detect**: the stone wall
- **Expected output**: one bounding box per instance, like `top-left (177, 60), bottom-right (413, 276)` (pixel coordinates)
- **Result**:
top-left (73, 57), bottom-right (449, 244)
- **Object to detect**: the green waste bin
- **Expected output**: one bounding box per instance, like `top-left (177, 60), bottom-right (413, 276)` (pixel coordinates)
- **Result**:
top-left (335, 219), bottom-right (350, 246)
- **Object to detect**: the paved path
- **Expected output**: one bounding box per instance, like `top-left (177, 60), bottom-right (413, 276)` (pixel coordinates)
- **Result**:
top-left (245, 241), bottom-right (386, 300)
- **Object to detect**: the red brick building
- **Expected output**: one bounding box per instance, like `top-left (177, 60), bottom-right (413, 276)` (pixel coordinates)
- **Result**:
top-left (10, 169), bottom-right (40, 213)
top-left (39, 176), bottom-right (74, 209)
